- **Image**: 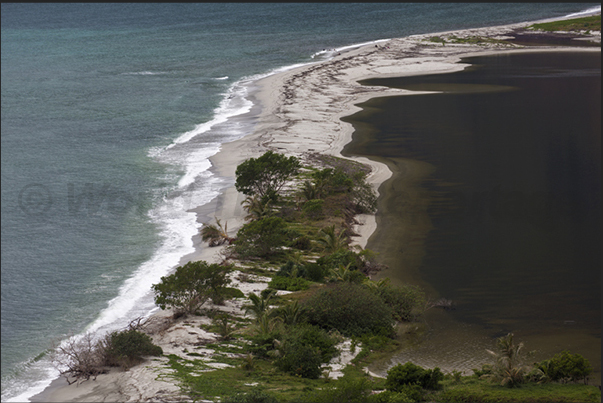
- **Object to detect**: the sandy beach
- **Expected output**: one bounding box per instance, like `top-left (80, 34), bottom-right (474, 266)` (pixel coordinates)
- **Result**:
top-left (31, 14), bottom-right (600, 403)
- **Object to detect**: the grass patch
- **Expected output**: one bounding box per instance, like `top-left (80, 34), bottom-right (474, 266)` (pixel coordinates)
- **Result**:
top-left (435, 377), bottom-right (601, 403)
top-left (529, 15), bottom-right (601, 32)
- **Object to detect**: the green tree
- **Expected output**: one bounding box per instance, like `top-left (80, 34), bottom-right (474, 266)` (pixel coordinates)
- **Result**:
top-left (235, 151), bottom-right (301, 201)
top-left (234, 216), bottom-right (291, 258)
top-left (152, 261), bottom-right (232, 315)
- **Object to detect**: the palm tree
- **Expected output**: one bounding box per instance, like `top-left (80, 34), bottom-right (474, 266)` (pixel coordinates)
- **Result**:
top-left (244, 291), bottom-right (276, 322)
top-left (363, 277), bottom-right (390, 291)
top-left (300, 180), bottom-right (319, 201)
top-left (273, 300), bottom-right (303, 326)
top-left (242, 195), bottom-right (273, 221)
top-left (200, 217), bottom-right (233, 246)
top-left (486, 333), bottom-right (527, 387)
top-left (327, 263), bottom-right (353, 283)
top-left (316, 225), bottom-right (348, 254)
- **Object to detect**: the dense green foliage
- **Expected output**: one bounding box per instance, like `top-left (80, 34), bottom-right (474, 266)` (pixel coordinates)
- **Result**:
top-left (102, 329), bottom-right (163, 369)
top-left (386, 362), bottom-right (444, 392)
top-left (151, 261), bottom-right (232, 315)
top-left (374, 284), bottom-right (425, 322)
top-left (534, 351), bottom-right (593, 383)
top-left (274, 323), bottom-right (339, 379)
top-left (303, 282), bottom-right (395, 337)
top-left (233, 216), bottom-right (291, 258)
top-left (235, 150), bottom-right (301, 201)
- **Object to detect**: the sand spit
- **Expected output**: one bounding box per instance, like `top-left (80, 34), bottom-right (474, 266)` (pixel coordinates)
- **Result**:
top-left (31, 14), bottom-right (600, 403)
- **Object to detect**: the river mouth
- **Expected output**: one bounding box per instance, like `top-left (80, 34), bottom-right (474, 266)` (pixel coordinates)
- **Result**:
top-left (342, 50), bottom-right (601, 384)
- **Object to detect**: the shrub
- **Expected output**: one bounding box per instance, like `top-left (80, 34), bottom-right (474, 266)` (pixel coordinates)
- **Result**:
top-left (385, 362), bottom-right (443, 392)
top-left (268, 276), bottom-right (311, 291)
top-left (152, 261), bottom-right (232, 315)
top-left (302, 282), bottom-right (394, 337)
top-left (275, 343), bottom-right (323, 379)
top-left (291, 235), bottom-right (312, 251)
top-left (102, 329), bottom-right (163, 369)
top-left (247, 330), bottom-right (281, 358)
top-left (535, 350), bottom-right (593, 383)
top-left (304, 262), bottom-right (327, 282)
top-left (376, 284), bottom-right (425, 322)
top-left (285, 323), bottom-right (339, 362)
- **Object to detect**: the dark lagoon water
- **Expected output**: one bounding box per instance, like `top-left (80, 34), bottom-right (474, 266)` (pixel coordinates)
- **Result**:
top-left (343, 51), bottom-right (601, 380)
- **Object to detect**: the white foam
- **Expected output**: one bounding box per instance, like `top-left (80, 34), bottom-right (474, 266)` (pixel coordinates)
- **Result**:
top-left (166, 85), bottom-right (253, 149)
top-left (122, 71), bottom-right (167, 76)
top-left (564, 6), bottom-right (601, 19)
top-left (176, 144), bottom-right (221, 188)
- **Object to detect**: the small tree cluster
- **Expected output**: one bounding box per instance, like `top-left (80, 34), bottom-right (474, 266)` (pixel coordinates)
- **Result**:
top-left (534, 350), bottom-right (593, 384)
top-left (235, 150), bottom-right (301, 202)
top-left (152, 260), bottom-right (232, 316)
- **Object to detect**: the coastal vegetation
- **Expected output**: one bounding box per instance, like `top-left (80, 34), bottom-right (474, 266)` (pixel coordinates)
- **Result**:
top-left (147, 151), bottom-right (597, 402)
top-left (51, 319), bottom-right (162, 385)
top-left (529, 15), bottom-right (601, 32)
top-left (53, 151), bottom-right (599, 402)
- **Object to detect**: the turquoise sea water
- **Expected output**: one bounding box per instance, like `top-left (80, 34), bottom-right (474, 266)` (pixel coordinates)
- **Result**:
top-left (1, 3), bottom-right (600, 401)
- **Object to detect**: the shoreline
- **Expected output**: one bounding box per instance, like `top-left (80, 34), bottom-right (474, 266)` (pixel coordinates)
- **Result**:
top-left (30, 14), bottom-right (600, 403)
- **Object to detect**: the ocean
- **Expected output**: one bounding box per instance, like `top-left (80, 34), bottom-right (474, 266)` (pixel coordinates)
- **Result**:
top-left (1, 3), bottom-right (600, 401)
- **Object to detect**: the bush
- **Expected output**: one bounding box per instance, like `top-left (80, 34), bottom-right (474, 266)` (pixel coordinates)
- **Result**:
top-left (275, 343), bottom-right (323, 379)
top-left (247, 330), bottom-right (281, 358)
top-left (274, 323), bottom-right (339, 379)
top-left (385, 362), bottom-right (443, 392)
top-left (268, 276), bottom-right (311, 291)
top-left (151, 261), bottom-right (232, 315)
top-left (376, 284), bottom-right (425, 322)
top-left (535, 351), bottom-right (593, 383)
top-left (304, 262), bottom-right (327, 282)
top-left (102, 329), bottom-right (163, 369)
top-left (302, 282), bottom-right (394, 337)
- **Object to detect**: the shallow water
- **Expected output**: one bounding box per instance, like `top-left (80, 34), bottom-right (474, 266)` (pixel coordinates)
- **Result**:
top-left (343, 51), bottom-right (601, 382)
